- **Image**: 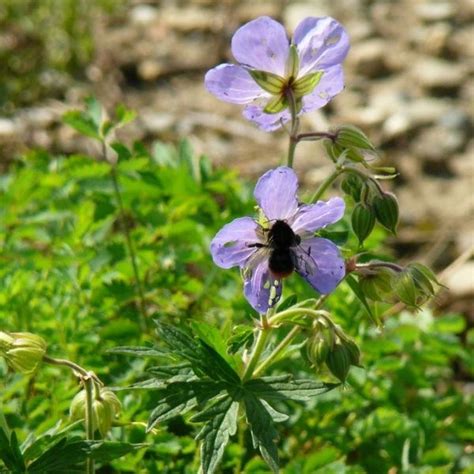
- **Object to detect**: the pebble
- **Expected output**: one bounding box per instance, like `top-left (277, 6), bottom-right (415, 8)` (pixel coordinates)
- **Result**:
top-left (0, 118), bottom-right (19, 139)
top-left (415, 2), bottom-right (456, 22)
top-left (444, 262), bottom-right (474, 297)
top-left (348, 39), bottom-right (390, 78)
top-left (412, 58), bottom-right (466, 91)
top-left (130, 5), bottom-right (158, 26)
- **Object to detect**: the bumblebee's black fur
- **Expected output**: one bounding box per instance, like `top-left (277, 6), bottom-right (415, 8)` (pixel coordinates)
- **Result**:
top-left (268, 220), bottom-right (300, 276)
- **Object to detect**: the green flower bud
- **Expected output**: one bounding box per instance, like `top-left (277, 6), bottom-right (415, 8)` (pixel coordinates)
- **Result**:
top-left (373, 192), bottom-right (399, 234)
top-left (394, 271), bottom-right (418, 308)
top-left (0, 332), bottom-right (46, 375)
top-left (306, 319), bottom-right (335, 368)
top-left (306, 334), bottom-right (330, 368)
top-left (70, 387), bottom-right (121, 437)
top-left (359, 267), bottom-right (396, 302)
top-left (326, 342), bottom-right (351, 382)
top-left (343, 338), bottom-right (361, 367)
top-left (351, 203), bottom-right (375, 245)
top-left (336, 125), bottom-right (375, 152)
top-left (341, 173), bottom-right (365, 202)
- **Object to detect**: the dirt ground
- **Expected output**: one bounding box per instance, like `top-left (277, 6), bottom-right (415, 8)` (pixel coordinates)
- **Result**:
top-left (1, 0), bottom-right (473, 312)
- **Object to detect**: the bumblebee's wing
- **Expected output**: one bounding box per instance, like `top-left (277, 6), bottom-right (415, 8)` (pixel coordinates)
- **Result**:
top-left (291, 244), bottom-right (319, 280)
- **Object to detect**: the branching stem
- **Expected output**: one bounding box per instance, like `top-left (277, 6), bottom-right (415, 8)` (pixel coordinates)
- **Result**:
top-left (105, 142), bottom-right (148, 331)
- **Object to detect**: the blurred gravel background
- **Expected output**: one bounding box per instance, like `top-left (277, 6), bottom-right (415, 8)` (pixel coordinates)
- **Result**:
top-left (0, 0), bottom-right (473, 313)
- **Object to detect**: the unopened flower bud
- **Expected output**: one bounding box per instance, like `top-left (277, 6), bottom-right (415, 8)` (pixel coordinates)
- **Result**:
top-left (341, 173), bottom-right (365, 202)
top-left (359, 267), bottom-right (395, 302)
top-left (336, 125), bottom-right (375, 152)
top-left (351, 203), bottom-right (375, 245)
top-left (394, 271), bottom-right (418, 308)
top-left (306, 319), bottom-right (335, 368)
top-left (0, 332), bottom-right (46, 375)
top-left (70, 387), bottom-right (121, 437)
top-left (326, 342), bottom-right (351, 382)
top-left (373, 192), bottom-right (399, 234)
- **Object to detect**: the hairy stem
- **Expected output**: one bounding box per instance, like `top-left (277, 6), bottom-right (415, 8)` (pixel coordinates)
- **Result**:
top-left (296, 131), bottom-right (338, 142)
top-left (253, 326), bottom-right (301, 377)
top-left (286, 89), bottom-right (300, 168)
top-left (310, 169), bottom-right (344, 203)
top-left (254, 296), bottom-right (329, 375)
top-left (242, 313), bottom-right (271, 382)
top-left (42, 355), bottom-right (100, 474)
top-left (109, 161), bottom-right (148, 331)
top-left (84, 376), bottom-right (95, 474)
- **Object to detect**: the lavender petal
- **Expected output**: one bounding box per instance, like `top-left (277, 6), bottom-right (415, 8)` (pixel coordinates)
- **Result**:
top-left (295, 237), bottom-right (345, 294)
top-left (205, 64), bottom-right (268, 104)
top-left (210, 217), bottom-right (261, 269)
top-left (301, 65), bottom-right (345, 113)
top-left (254, 167), bottom-right (299, 221)
top-left (243, 250), bottom-right (282, 312)
top-left (242, 104), bottom-right (291, 131)
top-left (232, 16), bottom-right (290, 76)
top-left (294, 17), bottom-right (350, 77)
top-left (291, 197), bottom-right (345, 234)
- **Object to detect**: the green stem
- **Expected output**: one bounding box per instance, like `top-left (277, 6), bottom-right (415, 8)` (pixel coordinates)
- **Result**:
top-left (42, 355), bottom-right (100, 474)
top-left (242, 313), bottom-right (271, 382)
top-left (109, 163), bottom-right (148, 331)
top-left (309, 169), bottom-right (344, 203)
top-left (254, 296), bottom-right (330, 376)
top-left (84, 376), bottom-right (95, 474)
top-left (286, 89), bottom-right (300, 168)
top-left (253, 326), bottom-right (301, 377)
top-left (287, 137), bottom-right (298, 168)
top-left (296, 131), bottom-right (337, 142)
top-left (268, 307), bottom-right (328, 326)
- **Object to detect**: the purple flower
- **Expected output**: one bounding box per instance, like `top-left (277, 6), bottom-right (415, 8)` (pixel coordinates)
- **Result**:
top-left (210, 167), bottom-right (346, 313)
top-left (205, 16), bottom-right (349, 131)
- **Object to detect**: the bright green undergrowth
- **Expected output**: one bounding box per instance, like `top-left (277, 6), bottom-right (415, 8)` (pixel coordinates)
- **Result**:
top-left (0, 144), bottom-right (472, 473)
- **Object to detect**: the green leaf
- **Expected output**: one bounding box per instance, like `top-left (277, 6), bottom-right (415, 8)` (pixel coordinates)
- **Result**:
top-left (115, 104), bottom-right (137, 127)
top-left (155, 322), bottom-right (241, 385)
top-left (110, 142), bottom-right (132, 161)
top-left (244, 376), bottom-right (339, 401)
top-left (0, 429), bottom-right (26, 472)
top-left (147, 380), bottom-right (224, 431)
top-left (63, 111), bottom-right (101, 140)
top-left (85, 96), bottom-right (102, 128)
top-left (106, 346), bottom-right (166, 358)
top-left (190, 321), bottom-right (236, 368)
top-left (227, 325), bottom-right (254, 354)
top-left (346, 275), bottom-right (381, 328)
top-left (244, 394), bottom-right (280, 473)
top-left (27, 437), bottom-right (88, 472)
top-left (85, 441), bottom-right (147, 463)
top-left (192, 395), bottom-right (239, 474)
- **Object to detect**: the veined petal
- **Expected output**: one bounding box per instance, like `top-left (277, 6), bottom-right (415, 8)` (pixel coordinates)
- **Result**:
top-left (301, 65), bottom-right (345, 113)
top-left (210, 217), bottom-right (261, 269)
top-left (242, 104), bottom-right (291, 131)
top-left (232, 16), bottom-right (290, 76)
top-left (294, 17), bottom-right (350, 76)
top-left (205, 64), bottom-right (267, 104)
top-left (291, 197), bottom-right (345, 234)
top-left (243, 249), bottom-right (282, 312)
top-left (254, 167), bottom-right (299, 221)
top-left (295, 237), bottom-right (345, 293)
